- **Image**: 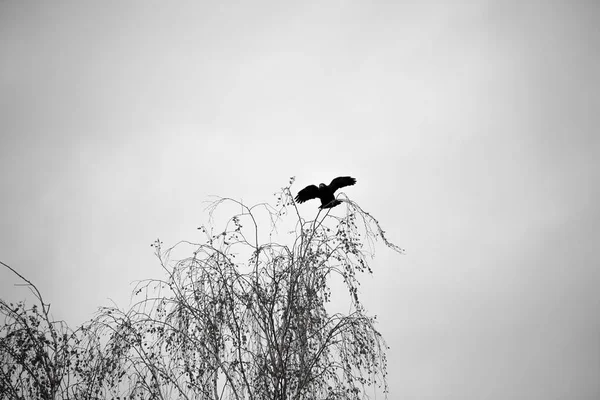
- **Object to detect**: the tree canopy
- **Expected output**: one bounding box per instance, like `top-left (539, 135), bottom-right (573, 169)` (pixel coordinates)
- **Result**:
top-left (1, 178), bottom-right (403, 400)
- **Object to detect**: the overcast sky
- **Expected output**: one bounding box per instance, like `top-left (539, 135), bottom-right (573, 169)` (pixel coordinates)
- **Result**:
top-left (1, 1), bottom-right (599, 399)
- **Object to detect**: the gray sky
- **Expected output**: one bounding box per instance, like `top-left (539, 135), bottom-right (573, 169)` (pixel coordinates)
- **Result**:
top-left (1, 1), bottom-right (599, 399)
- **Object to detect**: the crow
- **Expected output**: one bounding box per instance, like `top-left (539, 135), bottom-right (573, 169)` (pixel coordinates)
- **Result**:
top-left (294, 176), bottom-right (357, 209)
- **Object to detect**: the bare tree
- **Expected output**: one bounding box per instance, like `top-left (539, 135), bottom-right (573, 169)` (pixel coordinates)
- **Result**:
top-left (0, 261), bottom-right (96, 399)
top-left (90, 178), bottom-right (403, 400)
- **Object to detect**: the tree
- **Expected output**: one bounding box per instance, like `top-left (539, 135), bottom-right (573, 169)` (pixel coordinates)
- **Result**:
top-left (0, 178), bottom-right (403, 399)
top-left (90, 178), bottom-right (403, 399)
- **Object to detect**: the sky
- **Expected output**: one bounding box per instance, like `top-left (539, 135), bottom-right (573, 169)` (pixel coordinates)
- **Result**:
top-left (1, 1), bottom-right (599, 399)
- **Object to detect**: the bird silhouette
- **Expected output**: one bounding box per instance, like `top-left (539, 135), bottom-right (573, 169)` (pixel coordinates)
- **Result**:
top-left (295, 176), bottom-right (357, 209)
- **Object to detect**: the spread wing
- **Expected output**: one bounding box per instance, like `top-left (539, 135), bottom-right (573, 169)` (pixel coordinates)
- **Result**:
top-left (295, 184), bottom-right (320, 203)
top-left (329, 176), bottom-right (357, 193)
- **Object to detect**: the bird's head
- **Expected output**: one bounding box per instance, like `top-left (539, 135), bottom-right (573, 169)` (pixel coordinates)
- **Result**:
top-left (319, 183), bottom-right (326, 189)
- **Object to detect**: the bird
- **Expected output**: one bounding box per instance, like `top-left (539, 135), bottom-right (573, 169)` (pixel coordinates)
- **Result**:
top-left (294, 176), bottom-right (357, 209)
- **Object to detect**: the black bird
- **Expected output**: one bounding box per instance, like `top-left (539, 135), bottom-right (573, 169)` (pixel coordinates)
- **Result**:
top-left (295, 176), bottom-right (357, 209)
